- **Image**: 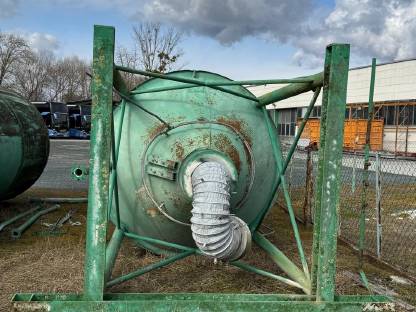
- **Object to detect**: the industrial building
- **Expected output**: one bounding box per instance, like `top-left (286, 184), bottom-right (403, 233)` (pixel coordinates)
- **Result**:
top-left (249, 58), bottom-right (416, 155)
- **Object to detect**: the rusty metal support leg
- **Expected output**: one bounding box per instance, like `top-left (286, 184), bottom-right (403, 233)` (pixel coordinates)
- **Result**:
top-left (311, 44), bottom-right (350, 301)
top-left (83, 25), bottom-right (115, 301)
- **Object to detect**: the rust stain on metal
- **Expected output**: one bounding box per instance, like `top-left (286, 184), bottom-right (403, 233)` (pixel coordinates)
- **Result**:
top-left (213, 133), bottom-right (241, 172)
top-left (146, 207), bottom-right (159, 217)
top-left (187, 137), bottom-right (195, 146)
top-left (202, 133), bottom-right (210, 145)
top-left (146, 123), bottom-right (168, 142)
top-left (216, 116), bottom-right (252, 146)
top-left (173, 141), bottom-right (185, 160)
top-left (13, 302), bottom-right (50, 311)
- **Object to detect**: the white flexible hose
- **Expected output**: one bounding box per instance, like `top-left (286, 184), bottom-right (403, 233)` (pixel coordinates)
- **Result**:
top-left (191, 161), bottom-right (251, 261)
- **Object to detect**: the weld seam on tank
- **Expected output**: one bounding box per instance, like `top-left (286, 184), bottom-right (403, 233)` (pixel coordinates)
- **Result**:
top-left (190, 161), bottom-right (251, 261)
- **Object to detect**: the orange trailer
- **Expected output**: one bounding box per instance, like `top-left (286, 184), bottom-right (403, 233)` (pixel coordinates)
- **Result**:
top-left (299, 118), bottom-right (383, 151)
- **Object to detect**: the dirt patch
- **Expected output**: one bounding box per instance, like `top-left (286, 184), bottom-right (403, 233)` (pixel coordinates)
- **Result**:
top-left (0, 188), bottom-right (414, 311)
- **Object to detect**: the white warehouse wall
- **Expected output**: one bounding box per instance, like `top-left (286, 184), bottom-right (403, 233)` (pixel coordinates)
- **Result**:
top-left (248, 59), bottom-right (416, 110)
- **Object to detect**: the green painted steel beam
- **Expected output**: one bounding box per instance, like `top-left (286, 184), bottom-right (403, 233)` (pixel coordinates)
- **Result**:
top-left (115, 65), bottom-right (259, 102)
top-left (129, 76), bottom-right (319, 96)
top-left (257, 108), bottom-right (310, 281)
top-left (108, 67), bottom-right (129, 226)
top-left (11, 293), bottom-right (391, 302)
top-left (104, 228), bottom-right (124, 282)
top-left (253, 232), bottom-right (311, 295)
top-left (83, 25), bottom-right (115, 301)
top-left (107, 250), bottom-right (194, 288)
top-left (231, 261), bottom-right (305, 291)
top-left (251, 85), bottom-right (319, 231)
top-left (282, 87), bottom-right (321, 174)
top-left (12, 293), bottom-right (391, 311)
top-left (256, 72), bottom-right (323, 107)
top-left (124, 231), bottom-right (197, 252)
top-left (313, 44), bottom-right (350, 302)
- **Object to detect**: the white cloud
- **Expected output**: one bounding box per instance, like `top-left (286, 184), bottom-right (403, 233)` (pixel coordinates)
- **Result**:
top-left (3, 0), bottom-right (416, 68)
top-left (292, 0), bottom-right (416, 68)
top-left (26, 32), bottom-right (60, 53)
top-left (125, 0), bottom-right (416, 67)
top-left (138, 0), bottom-right (312, 44)
top-left (2, 29), bottom-right (60, 54)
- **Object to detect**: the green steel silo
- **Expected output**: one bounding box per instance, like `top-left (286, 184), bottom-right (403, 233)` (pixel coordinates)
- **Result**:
top-left (0, 89), bottom-right (49, 200)
top-left (110, 70), bottom-right (277, 258)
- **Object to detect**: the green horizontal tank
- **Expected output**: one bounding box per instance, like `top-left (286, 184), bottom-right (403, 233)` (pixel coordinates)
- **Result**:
top-left (112, 71), bottom-right (277, 252)
top-left (0, 89), bottom-right (49, 200)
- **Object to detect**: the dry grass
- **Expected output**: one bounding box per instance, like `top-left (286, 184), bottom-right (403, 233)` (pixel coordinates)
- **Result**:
top-left (0, 188), bottom-right (415, 311)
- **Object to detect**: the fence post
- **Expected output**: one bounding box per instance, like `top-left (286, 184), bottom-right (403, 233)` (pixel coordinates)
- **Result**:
top-left (302, 146), bottom-right (313, 225)
top-left (352, 151), bottom-right (356, 193)
top-left (375, 152), bottom-right (382, 258)
top-left (358, 58), bottom-right (376, 269)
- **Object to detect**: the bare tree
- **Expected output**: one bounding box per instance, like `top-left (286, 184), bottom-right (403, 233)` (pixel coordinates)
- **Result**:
top-left (45, 57), bottom-right (67, 101)
top-left (44, 56), bottom-right (91, 102)
top-left (132, 22), bottom-right (183, 73)
top-left (76, 61), bottom-right (92, 100)
top-left (12, 51), bottom-right (53, 101)
top-left (115, 45), bottom-right (144, 90)
top-left (61, 56), bottom-right (90, 102)
top-left (0, 31), bottom-right (91, 102)
top-left (0, 33), bottom-right (30, 87)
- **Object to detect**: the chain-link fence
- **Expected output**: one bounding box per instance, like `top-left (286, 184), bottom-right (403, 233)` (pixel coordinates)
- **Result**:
top-left (278, 142), bottom-right (416, 277)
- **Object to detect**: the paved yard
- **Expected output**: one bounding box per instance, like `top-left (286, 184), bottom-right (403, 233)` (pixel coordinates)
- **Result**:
top-left (33, 139), bottom-right (90, 190)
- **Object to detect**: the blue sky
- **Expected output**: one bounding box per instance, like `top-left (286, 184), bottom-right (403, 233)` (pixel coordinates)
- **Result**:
top-left (1, 0), bottom-right (415, 79)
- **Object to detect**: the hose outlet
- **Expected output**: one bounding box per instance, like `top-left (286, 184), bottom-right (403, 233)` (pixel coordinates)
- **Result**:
top-left (191, 161), bottom-right (251, 261)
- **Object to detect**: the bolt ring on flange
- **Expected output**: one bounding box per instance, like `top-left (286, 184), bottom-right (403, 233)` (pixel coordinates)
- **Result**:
top-left (140, 120), bottom-right (256, 226)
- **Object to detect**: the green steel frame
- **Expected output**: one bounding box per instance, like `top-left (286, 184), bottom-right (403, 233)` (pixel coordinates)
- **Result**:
top-left (12, 25), bottom-right (390, 311)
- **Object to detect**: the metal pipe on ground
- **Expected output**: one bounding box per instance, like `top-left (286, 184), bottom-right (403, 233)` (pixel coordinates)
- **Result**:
top-left (29, 197), bottom-right (87, 203)
top-left (0, 206), bottom-right (42, 232)
top-left (10, 204), bottom-right (61, 239)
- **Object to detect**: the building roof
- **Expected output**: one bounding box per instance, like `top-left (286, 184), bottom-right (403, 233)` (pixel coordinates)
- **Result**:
top-left (248, 58), bottom-right (416, 109)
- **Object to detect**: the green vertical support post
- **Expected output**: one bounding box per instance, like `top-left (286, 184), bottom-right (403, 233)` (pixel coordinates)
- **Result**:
top-left (358, 58), bottom-right (376, 268)
top-left (83, 25), bottom-right (115, 301)
top-left (312, 44), bottom-right (350, 301)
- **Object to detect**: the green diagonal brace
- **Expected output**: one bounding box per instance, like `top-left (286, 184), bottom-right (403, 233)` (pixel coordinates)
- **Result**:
top-left (260, 107), bottom-right (310, 280)
top-left (253, 231), bottom-right (311, 295)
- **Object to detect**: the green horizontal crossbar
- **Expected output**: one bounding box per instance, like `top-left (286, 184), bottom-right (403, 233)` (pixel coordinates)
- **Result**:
top-left (12, 293), bottom-right (391, 312)
top-left (130, 78), bottom-right (317, 96)
top-left (115, 65), bottom-right (259, 102)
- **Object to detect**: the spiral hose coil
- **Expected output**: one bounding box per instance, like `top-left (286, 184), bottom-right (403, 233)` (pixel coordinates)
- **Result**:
top-left (191, 161), bottom-right (251, 261)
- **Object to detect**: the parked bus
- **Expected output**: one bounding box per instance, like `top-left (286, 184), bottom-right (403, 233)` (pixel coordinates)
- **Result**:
top-left (32, 101), bottom-right (69, 130)
top-left (67, 100), bottom-right (92, 132)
